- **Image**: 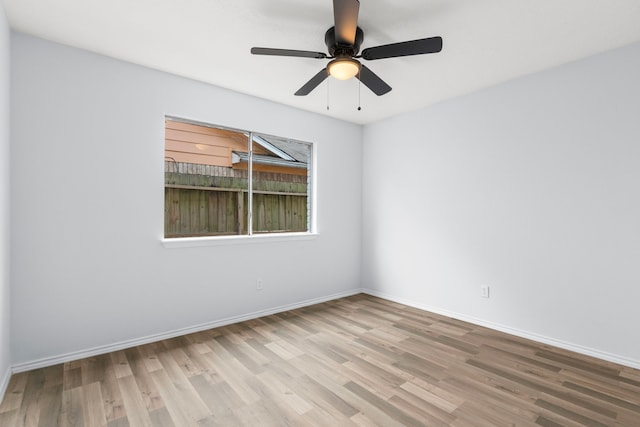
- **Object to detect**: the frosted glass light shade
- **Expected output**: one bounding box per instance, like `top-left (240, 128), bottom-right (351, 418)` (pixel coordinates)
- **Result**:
top-left (328, 58), bottom-right (360, 80)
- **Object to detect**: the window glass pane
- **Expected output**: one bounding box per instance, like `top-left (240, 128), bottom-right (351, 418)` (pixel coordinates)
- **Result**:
top-left (164, 118), bottom-right (313, 239)
top-left (251, 134), bottom-right (312, 234)
top-left (164, 119), bottom-right (249, 237)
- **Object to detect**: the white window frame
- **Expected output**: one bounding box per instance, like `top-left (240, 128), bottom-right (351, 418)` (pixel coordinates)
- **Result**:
top-left (162, 116), bottom-right (317, 248)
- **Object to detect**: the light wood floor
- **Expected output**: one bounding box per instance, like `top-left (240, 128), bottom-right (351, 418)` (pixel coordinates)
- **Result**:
top-left (1, 294), bottom-right (639, 426)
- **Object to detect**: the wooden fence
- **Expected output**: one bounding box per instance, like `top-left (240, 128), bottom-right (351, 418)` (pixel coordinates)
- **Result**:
top-left (164, 163), bottom-right (308, 237)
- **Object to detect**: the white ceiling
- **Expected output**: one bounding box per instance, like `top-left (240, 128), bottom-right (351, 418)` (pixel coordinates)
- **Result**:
top-left (4, 0), bottom-right (640, 124)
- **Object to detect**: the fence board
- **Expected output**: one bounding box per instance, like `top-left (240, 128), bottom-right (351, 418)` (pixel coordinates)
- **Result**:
top-left (164, 164), bottom-right (308, 237)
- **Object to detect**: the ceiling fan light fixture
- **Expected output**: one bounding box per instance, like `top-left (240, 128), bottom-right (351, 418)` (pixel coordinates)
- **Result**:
top-left (251, 0), bottom-right (443, 96)
top-left (328, 58), bottom-right (360, 80)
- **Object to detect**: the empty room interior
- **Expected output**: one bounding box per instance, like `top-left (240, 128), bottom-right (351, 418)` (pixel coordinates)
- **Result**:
top-left (1, 0), bottom-right (640, 426)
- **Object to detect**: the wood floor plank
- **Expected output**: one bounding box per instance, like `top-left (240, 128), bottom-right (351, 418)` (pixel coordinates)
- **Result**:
top-left (122, 348), bottom-right (164, 413)
top-left (110, 353), bottom-right (133, 380)
top-left (341, 358), bottom-right (404, 400)
top-left (148, 369), bottom-right (205, 425)
top-left (621, 367), bottom-right (640, 382)
top-left (213, 335), bottom-right (265, 375)
top-left (60, 386), bottom-right (84, 427)
top-left (116, 376), bottom-right (151, 427)
top-left (534, 398), bottom-right (611, 427)
top-left (387, 393), bottom-right (453, 427)
top-left (153, 350), bottom-right (211, 423)
top-left (135, 344), bottom-right (163, 374)
top-left (0, 409), bottom-right (18, 426)
top-left (263, 340), bottom-right (303, 361)
top-left (284, 374), bottom-right (359, 419)
top-left (62, 368), bottom-right (82, 392)
top-left (399, 380), bottom-right (459, 414)
top-left (0, 372), bottom-right (28, 413)
top-left (454, 399), bottom-right (539, 427)
top-left (443, 374), bottom-right (541, 424)
top-left (15, 369), bottom-right (45, 427)
top-left (98, 357), bottom-right (126, 423)
top-left (81, 356), bottom-right (107, 386)
top-left (344, 381), bottom-right (424, 427)
top-left (42, 366), bottom-right (64, 390)
top-left (81, 382), bottom-right (107, 427)
top-left (349, 411), bottom-right (380, 426)
top-left (105, 417), bottom-right (129, 427)
top-left (255, 370), bottom-right (314, 415)
top-left (36, 383), bottom-right (63, 427)
top-left (562, 380), bottom-right (640, 414)
top-left (2, 294), bottom-right (639, 426)
top-left (146, 407), bottom-right (173, 427)
top-left (201, 347), bottom-right (261, 405)
top-left (188, 374), bottom-right (243, 419)
top-left (561, 367), bottom-right (640, 399)
top-left (159, 338), bottom-right (205, 379)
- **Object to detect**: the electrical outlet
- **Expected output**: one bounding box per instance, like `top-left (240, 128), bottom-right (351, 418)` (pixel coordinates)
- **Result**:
top-left (480, 285), bottom-right (490, 298)
top-left (256, 279), bottom-right (263, 291)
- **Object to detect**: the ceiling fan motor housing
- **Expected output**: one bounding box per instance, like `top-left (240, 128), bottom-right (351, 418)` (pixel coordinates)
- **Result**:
top-left (325, 26), bottom-right (364, 57)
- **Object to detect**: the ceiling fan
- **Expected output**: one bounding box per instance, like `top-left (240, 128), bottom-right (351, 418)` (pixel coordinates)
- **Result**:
top-left (250, 0), bottom-right (443, 96)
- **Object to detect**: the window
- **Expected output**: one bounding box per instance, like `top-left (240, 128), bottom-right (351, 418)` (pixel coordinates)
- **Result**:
top-left (164, 117), bottom-right (313, 238)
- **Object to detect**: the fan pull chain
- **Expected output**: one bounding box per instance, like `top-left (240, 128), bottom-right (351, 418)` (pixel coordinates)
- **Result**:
top-left (357, 69), bottom-right (362, 111)
top-left (326, 78), bottom-right (330, 110)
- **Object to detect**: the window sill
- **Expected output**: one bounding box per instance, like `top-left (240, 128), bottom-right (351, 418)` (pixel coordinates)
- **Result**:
top-left (161, 232), bottom-right (318, 248)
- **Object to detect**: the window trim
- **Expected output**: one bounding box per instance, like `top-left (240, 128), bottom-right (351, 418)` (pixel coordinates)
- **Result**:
top-left (163, 116), bottom-right (317, 243)
top-left (161, 232), bottom-right (319, 248)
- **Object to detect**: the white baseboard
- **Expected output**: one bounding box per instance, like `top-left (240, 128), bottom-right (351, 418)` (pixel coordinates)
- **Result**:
top-left (0, 365), bottom-right (10, 404)
top-left (12, 288), bottom-right (640, 374)
top-left (12, 289), bottom-right (362, 373)
top-left (363, 289), bottom-right (640, 370)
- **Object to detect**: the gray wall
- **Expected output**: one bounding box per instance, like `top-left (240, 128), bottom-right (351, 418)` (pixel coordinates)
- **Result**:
top-left (362, 42), bottom-right (640, 366)
top-left (8, 30), bottom-right (640, 370)
top-left (10, 33), bottom-right (362, 365)
top-left (0, 3), bottom-right (11, 392)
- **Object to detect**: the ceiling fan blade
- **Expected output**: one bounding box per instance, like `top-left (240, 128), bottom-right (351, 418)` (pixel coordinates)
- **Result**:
top-left (356, 65), bottom-right (391, 96)
top-left (295, 68), bottom-right (329, 96)
top-left (361, 36), bottom-right (443, 60)
top-left (333, 0), bottom-right (360, 45)
top-left (251, 47), bottom-right (327, 59)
